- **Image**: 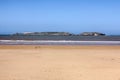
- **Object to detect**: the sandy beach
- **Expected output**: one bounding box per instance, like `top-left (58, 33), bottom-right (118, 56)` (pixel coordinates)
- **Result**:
top-left (0, 45), bottom-right (120, 80)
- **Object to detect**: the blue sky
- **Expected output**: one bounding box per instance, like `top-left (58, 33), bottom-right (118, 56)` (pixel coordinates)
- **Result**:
top-left (0, 0), bottom-right (120, 35)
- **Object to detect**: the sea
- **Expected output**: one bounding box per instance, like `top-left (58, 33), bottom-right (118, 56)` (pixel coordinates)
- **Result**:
top-left (0, 35), bottom-right (120, 45)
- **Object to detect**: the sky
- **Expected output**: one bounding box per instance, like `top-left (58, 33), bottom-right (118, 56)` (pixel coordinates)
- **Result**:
top-left (0, 0), bottom-right (120, 35)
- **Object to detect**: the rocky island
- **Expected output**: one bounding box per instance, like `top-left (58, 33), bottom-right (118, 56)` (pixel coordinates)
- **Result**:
top-left (13, 32), bottom-right (105, 36)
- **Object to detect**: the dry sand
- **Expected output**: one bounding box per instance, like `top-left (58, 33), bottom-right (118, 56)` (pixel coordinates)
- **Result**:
top-left (0, 45), bottom-right (120, 80)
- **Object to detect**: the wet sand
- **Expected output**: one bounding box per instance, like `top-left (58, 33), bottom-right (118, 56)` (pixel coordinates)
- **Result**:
top-left (0, 45), bottom-right (120, 80)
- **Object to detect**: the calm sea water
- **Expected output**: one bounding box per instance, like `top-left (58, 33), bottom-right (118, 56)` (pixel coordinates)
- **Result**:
top-left (0, 35), bottom-right (120, 45)
top-left (0, 35), bottom-right (120, 41)
top-left (0, 40), bottom-right (120, 45)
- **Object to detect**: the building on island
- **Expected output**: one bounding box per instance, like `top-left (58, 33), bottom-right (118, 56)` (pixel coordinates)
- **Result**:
top-left (80, 32), bottom-right (105, 36)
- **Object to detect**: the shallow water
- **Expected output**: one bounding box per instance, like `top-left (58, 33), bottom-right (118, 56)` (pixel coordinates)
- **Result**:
top-left (0, 40), bottom-right (120, 45)
top-left (0, 35), bottom-right (120, 41)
